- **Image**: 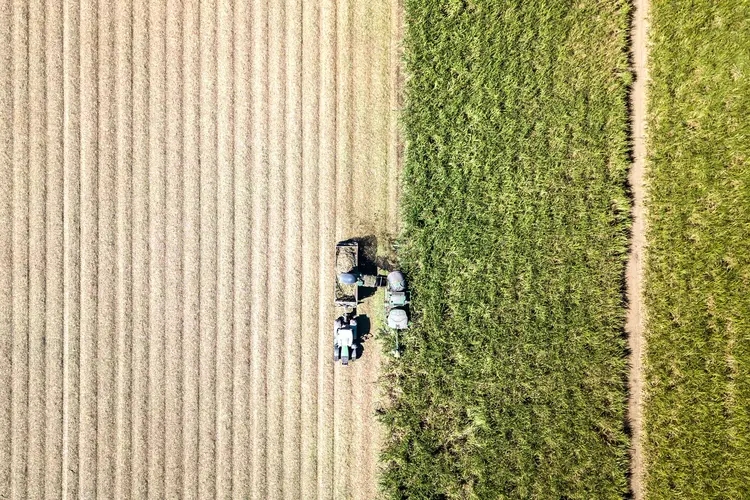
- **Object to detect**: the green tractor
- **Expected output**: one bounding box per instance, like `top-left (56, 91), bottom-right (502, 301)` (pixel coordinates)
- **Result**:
top-left (385, 271), bottom-right (409, 330)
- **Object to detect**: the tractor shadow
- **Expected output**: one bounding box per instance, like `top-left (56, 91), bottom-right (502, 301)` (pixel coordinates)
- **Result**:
top-left (353, 314), bottom-right (372, 361)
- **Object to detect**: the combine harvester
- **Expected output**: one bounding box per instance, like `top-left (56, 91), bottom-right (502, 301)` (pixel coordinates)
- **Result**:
top-left (333, 240), bottom-right (409, 365)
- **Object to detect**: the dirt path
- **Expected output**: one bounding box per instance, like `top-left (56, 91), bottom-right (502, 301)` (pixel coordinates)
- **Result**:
top-left (627, 0), bottom-right (650, 497)
top-left (0, 0), bottom-right (401, 498)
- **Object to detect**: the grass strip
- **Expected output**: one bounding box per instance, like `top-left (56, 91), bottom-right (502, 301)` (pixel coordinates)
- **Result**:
top-left (645, 2), bottom-right (750, 497)
top-left (379, 0), bottom-right (632, 497)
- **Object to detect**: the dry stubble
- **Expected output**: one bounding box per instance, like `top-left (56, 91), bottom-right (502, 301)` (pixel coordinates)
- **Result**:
top-left (0, 0), bottom-right (402, 497)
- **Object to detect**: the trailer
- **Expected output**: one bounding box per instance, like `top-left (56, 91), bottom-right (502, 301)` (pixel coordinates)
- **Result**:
top-left (334, 241), bottom-right (359, 310)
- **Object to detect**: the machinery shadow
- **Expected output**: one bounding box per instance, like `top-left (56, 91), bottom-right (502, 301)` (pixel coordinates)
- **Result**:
top-left (354, 314), bottom-right (372, 360)
top-left (353, 235), bottom-right (380, 301)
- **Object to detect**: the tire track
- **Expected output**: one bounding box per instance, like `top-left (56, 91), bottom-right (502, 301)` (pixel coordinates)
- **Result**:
top-left (27, 0), bottom-right (47, 496)
top-left (282, 0), bottom-right (303, 495)
top-left (216, 0), bottom-right (235, 494)
top-left (181, 0), bottom-right (201, 497)
top-left (231, 0), bottom-right (252, 494)
top-left (113, 0), bottom-right (133, 496)
top-left (165, 0), bottom-right (185, 496)
top-left (299, 0), bottom-right (320, 495)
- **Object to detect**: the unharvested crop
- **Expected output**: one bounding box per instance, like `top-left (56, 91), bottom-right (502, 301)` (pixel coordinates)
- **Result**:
top-left (378, 0), bottom-right (632, 497)
top-left (644, 2), bottom-right (750, 497)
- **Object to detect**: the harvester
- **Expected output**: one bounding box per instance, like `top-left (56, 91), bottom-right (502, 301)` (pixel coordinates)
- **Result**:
top-left (384, 271), bottom-right (410, 330)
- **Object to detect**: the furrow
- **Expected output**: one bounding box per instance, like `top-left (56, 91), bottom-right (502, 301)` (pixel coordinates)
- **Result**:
top-left (216, 0), bottom-right (235, 495)
top-left (44, 0), bottom-right (65, 497)
top-left (181, 0), bottom-right (201, 497)
top-left (10, 0), bottom-right (29, 490)
top-left (129, 0), bottom-right (150, 495)
top-left (282, 0), bottom-right (303, 496)
top-left (147, 0), bottom-right (167, 496)
top-left (299, 0), bottom-right (320, 494)
top-left (11, 0), bottom-right (30, 495)
top-left (231, 0), bottom-right (252, 494)
top-left (27, 0), bottom-right (48, 496)
top-left (113, 0), bottom-right (133, 497)
top-left (62, 0), bottom-right (81, 495)
top-left (249, 0), bottom-right (269, 497)
top-left (198, 0), bottom-right (218, 495)
top-left (10, 0), bottom-right (30, 489)
top-left (78, 0), bottom-right (99, 494)
top-left (0, 0), bottom-right (15, 495)
top-left (96, 0), bottom-right (117, 494)
top-left (164, 0), bottom-right (185, 497)
top-left (266, 0), bottom-right (286, 497)
top-left (318, 0), bottom-right (337, 497)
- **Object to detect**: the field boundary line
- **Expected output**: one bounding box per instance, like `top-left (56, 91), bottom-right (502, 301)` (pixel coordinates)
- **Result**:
top-left (626, 0), bottom-right (650, 497)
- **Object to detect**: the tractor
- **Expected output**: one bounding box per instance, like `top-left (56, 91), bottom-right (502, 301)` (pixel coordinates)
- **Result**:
top-left (333, 240), bottom-right (410, 364)
top-left (333, 313), bottom-right (359, 365)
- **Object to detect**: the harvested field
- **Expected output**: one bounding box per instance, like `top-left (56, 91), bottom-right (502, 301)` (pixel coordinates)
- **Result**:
top-left (0, 0), bottom-right (401, 498)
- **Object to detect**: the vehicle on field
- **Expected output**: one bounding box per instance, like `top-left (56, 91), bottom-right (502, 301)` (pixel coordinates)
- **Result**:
top-left (333, 240), bottom-right (410, 364)
top-left (333, 313), bottom-right (359, 365)
top-left (384, 271), bottom-right (410, 330)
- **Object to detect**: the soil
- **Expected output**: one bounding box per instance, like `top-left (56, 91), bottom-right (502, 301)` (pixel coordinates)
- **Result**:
top-left (626, 0), bottom-right (650, 497)
top-left (0, 0), bottom-right (403, 498)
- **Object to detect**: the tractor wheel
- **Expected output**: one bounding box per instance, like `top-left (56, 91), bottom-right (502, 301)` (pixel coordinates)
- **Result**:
top-left (334, 346), bottom-right (340, 362)
top-left (351, 344), bottom-right (359, 361)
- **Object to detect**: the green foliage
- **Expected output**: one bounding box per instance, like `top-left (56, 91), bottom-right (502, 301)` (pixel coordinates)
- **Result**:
top-left (645, 2), bottom-right (750, 497)
top-left (379, 0), bottom-right (632, 497)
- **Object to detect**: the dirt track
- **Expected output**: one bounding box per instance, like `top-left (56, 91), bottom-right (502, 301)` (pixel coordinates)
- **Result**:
top-left (0, 0), bottom-right (402, 497)
top-left (626, 0), bottom-right (649, 497)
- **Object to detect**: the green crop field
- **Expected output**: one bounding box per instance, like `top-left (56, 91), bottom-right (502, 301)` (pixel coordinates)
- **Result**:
top-left (644, 2), bottom-right (750, 497)
top-left (379, 0), bottom-right (632, 497)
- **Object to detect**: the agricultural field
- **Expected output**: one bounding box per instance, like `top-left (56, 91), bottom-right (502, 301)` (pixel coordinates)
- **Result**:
top-left (378, 0), bottom-right (633, 497)
top-left (0, 0), bottom-right (400, 498)
top-left (644, 1), bottom-right (750, 497)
